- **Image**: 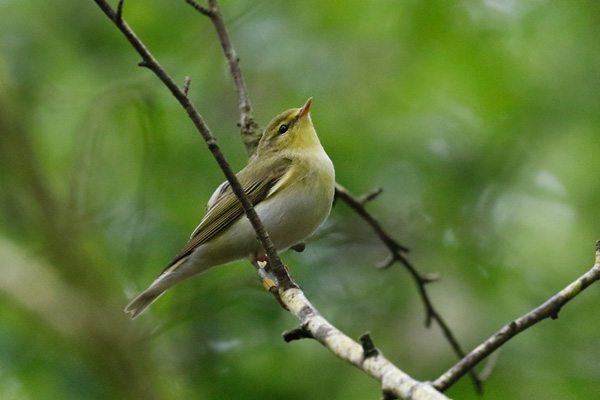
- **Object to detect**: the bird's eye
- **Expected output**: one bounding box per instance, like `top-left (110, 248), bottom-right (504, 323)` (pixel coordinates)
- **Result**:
top-left (278, 124), bottom-right (288, 135)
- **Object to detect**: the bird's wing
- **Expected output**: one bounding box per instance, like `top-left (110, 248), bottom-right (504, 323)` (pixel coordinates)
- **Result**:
top-left (189, 180), bottom-right (231, 238)
top-left (206, 181), bottom-right (230, 213)
top-left (160, 156), bottom-right (293, 275)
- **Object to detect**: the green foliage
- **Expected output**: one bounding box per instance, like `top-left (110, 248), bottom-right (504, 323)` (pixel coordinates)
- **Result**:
top-left (1, 0), bottom-right (599, 399)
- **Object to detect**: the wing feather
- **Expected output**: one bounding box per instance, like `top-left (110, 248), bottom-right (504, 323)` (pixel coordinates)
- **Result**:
top-left (160, 156), bottom-right (292, 275)
top-left (189, 181), bottom-right (230, 238)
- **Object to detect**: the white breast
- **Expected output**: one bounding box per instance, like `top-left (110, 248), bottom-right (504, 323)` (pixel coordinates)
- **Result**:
top-left (186, 150), bottom-right (334, 272)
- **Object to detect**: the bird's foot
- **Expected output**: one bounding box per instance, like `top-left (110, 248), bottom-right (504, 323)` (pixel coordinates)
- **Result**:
top-left (254, 254), bottom-right (289, 310)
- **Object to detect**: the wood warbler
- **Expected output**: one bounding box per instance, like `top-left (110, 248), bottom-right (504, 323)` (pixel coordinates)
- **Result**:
top-left (125, 98), bottom-right (335, 318)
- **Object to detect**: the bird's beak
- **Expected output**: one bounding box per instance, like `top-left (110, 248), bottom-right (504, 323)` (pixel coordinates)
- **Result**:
top-left (298, 97), bottom-right (312, 119)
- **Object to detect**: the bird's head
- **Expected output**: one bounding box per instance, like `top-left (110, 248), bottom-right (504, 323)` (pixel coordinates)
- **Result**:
top-left (257, 98), bottom-right (322, 156)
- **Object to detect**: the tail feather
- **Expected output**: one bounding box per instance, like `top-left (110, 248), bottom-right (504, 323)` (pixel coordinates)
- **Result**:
top-left (124, 288), bottom-right (166, 319)
top-left (125, 255), bottom-right (210, 319)
top-left (125, 259), bottom-right (187, 319)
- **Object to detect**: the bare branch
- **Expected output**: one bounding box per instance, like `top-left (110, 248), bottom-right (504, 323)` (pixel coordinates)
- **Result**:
top-left (187, 0), bottom-right (261, 157)
top-left (382, 389), bottom-right (400, 400)
top-left (433, 242), bottom-right (600, 391)
top-left (358, 187), bottom-right (383, 205)
top-left (184, 0), bottom-right (212, 16)
top-left (334, 182), bottom-right (482, 393)
top-left (282, 325), bottom-right (313, 342)
top-left (290, 241), bottom-right (306, 253)
top-left (183, 76), bottom-right (191, 96)
top-left (359, 332), bottom-right (380, 358)
top-left (282, 288), bottom-right (450, 400)
top-left (335, 183), bottom-right (409, 253)
top-left (115, 0), bottom-right (124, 22)
top-left (377, 254), bottom-right (396, 270)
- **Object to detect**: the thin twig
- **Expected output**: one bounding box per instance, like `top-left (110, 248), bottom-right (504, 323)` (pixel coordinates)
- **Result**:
top-left (92, 0), bottom-right (293, 290)
top-left (184, 0), bottom-right (212, 16)
top-left (335, 183), bottom-right (409, 253)
top-left (358, 187), bottom-right (383, 205)
top-left (187, 0), bottom-right (261, 157)
top-left (377, 254), bottom-right (396, 269)
top-left (115, 0), bottom-right (124, 22)
top-left (359, 332), bottom-right (380, 358)
top-left (282, 325), bottom-right (313, 342)
top-left (334, 182), bottom-right (483, 394)
top-left (433, 241), bottom-right (600, 392)
top-left (382, 389), bottom-right (400, 400)
top-left (183, 76), bottom-right (191, 95)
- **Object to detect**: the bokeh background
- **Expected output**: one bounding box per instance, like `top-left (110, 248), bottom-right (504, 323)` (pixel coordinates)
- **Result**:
top-left (1, 0), bottom-right (599, 399)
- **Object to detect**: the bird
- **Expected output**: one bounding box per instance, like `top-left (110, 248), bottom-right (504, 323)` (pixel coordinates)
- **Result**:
top-left (124, 98), bottom-right (335, 318)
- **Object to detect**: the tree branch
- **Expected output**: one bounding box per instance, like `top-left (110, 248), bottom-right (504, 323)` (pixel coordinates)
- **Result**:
top-left (183, 0), bottom-right (211, 16)
top-left (186, 0), bottom-right (261, 157)
top-left (334, 182), bottom-right (483, 393)
top-left (282, 288), bottom-right (450, 400)
top-left (434, 241), bottom-right (600, 391)
top-left (334, 183), bottom-right (409, 254)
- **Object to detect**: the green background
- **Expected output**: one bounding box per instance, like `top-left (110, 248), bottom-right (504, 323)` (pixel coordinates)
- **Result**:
top-left (1, 0), bottom-right (599, 399)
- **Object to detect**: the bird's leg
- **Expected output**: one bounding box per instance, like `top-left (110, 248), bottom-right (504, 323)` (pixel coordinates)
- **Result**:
top-left (250, 253), bottom-right (289, 310)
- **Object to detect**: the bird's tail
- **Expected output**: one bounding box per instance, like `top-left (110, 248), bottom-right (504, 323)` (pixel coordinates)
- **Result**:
top-left (124, 259), bottom-right (189, 319)
top-left (124, 287), bottom-right (166, 319)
